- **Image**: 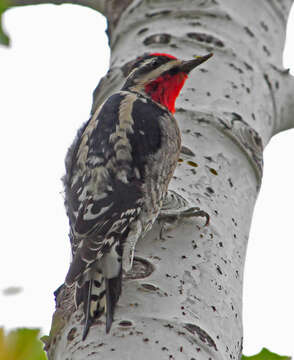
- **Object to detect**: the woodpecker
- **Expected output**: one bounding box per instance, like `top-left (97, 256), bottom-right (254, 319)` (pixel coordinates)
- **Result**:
top-left (63, 52), bottom-right (213, 340)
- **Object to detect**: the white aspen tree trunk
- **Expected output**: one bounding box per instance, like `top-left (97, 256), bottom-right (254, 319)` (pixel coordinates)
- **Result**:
top-left (34, 0), bottom-right (294, 359)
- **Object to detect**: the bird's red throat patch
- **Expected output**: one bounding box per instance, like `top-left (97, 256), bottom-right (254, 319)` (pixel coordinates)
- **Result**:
top-left (145, 71), bottom-right (188, 114)
top-left (144, 53), bottom-right (187, 114)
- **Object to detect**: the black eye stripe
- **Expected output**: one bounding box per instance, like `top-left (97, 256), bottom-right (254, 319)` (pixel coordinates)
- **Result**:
top-left (132, 55), bottom-right (171, 71)
top-left (168, 67), bottom-right (180, 75)
top-left (123, 55), bottom-right (178, 90)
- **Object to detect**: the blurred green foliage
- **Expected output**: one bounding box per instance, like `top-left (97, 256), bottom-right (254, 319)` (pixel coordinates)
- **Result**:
top-left (243, 348), bottom-right (291, 360)
top-left (0, 0), bottom-right (10, 46)
top-left (0, 328), bottom-right (47, 360)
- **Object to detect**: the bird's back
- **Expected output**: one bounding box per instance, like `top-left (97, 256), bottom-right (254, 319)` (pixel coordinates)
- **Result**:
top-left (63, 89), bottom-right (181, 338)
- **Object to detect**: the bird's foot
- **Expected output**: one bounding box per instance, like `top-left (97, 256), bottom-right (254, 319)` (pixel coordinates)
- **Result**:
top-left (158, 190), bottom-right (209, 238)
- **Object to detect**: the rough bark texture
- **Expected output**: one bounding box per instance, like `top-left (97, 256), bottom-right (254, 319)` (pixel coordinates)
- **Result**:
top-left (41, 0), bottom-right (294, 359)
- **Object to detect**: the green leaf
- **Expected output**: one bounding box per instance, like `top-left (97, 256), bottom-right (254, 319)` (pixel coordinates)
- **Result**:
top-left (0, 328), bottom-right (47, 360)
top-left (0, 0), bottom-right (10, 46)
top-left (242, 348), bottom-right (291, 360)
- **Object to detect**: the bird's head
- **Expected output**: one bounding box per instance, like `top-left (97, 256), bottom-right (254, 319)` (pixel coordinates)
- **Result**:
top-left (122, 52), bottom-right (213, 113)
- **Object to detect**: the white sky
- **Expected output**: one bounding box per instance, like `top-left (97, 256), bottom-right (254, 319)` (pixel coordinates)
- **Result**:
top-left (0, 4), bottom-right (293, 357)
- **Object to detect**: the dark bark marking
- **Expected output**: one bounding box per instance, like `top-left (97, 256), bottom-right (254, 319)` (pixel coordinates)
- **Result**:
top-left (187, 32), bottom-right (224, 47)
top-left (262, 45), bottom-right (271, 56)
top-left (184, 323), bottom-right (218, 351)
top-left (119, 320), bottom-right (133, 327)
top-left (137, 27), bottom-right (148, 35)
top-left (229, 63), bottom-right (244, 74)
top-left (67, 327), bottom-right (77, 342)
top-left (146, 10), bottom-right (171, 18)
top-left (144, 33), bottom-right (171, 45)
top-left (243, 26), bottom-right (255, 37)
top-left (243, 62), bottom-right (253, 71)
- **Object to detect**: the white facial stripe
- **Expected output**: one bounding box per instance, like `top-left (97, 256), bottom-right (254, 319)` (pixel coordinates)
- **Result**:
top-left (137, 59), bottom-right (181, 84)
top-left (127, 58), bottom-right (155, 78)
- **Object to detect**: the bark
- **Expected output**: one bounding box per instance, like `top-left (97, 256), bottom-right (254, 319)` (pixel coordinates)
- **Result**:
top-left (41, 0), bottom-right (294, 359)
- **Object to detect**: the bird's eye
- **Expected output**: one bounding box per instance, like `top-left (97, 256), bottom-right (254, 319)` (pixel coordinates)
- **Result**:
top-left (169, 67), bottom-right (180, 75)
top-left (152, 59), bottom-right (160, 66)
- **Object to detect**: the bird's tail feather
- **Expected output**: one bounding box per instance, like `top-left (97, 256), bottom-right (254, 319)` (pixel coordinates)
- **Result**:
top-left (105, 274), bottom-right (122, 333)
top-left (75, 269), bottom-right (122, 340)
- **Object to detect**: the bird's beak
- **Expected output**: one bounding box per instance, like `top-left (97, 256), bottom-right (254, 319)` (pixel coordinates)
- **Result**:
top-left (179, 53), bottom-right (213, 73)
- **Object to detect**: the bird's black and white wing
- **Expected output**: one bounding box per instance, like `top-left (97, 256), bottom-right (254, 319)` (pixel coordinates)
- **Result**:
top-left (63, 90), bottom-right (171, 337)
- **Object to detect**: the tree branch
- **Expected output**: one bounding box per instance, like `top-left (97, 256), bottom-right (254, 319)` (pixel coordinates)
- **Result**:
top-left (268, 67), bottom-right (294, 135)
top-left (7, 0), bottom-right (107, 15)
